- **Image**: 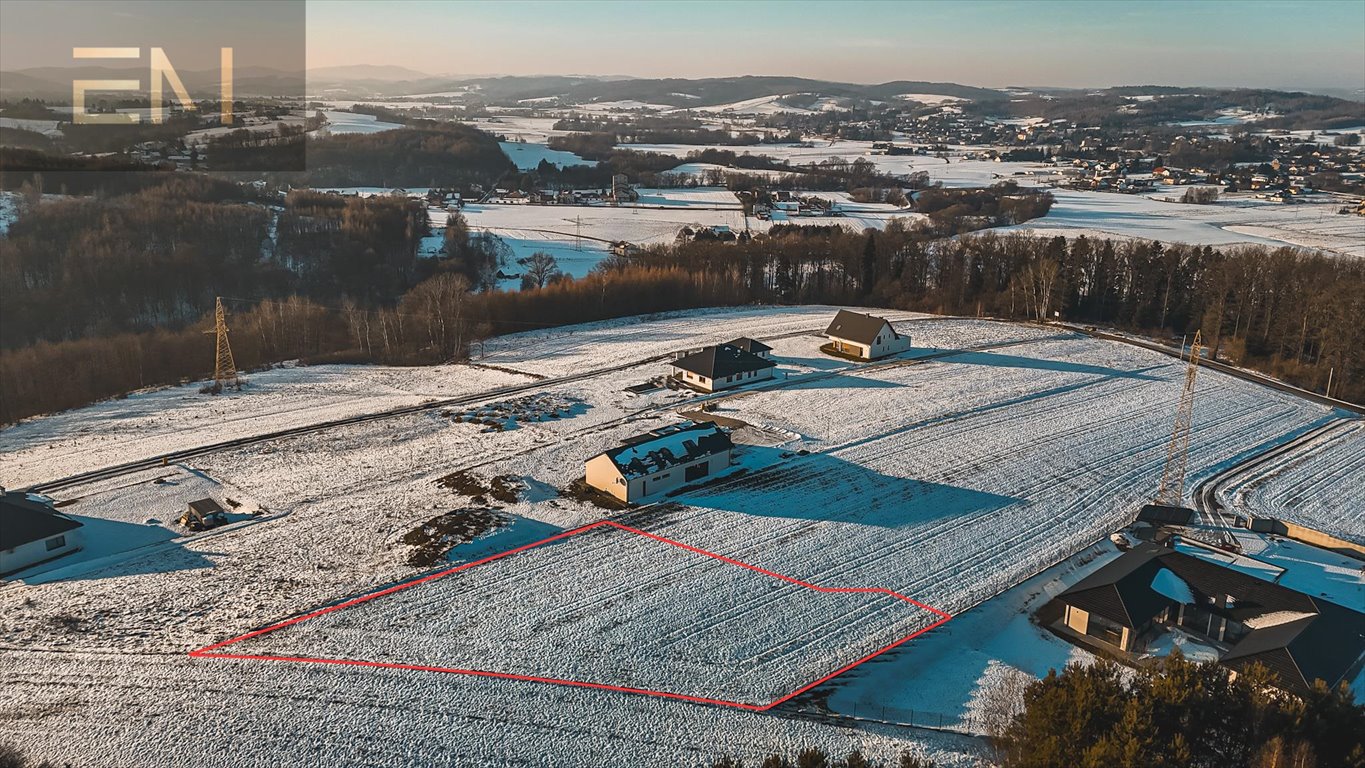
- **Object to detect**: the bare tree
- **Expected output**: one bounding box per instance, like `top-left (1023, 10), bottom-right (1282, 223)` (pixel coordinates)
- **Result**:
top-left (517, 252), bottom-right (563, 290)
top-left (978, 665), bottom-right (1032, 740)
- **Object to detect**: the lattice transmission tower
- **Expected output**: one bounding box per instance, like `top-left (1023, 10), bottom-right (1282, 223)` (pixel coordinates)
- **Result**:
top-left (1155, 330), bottom-right (1201, 505)
top-left (206, 297), bottom-right (239, 393)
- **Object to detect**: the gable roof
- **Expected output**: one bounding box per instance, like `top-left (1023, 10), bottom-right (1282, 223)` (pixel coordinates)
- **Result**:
top-left (824, 310), bottom-right (896, 345)
top-left (1059, 541), bottom-right (1365, 697)
top-left (726, 337), bottom-right (772, 354)
top-left (1059, 543), bottom-right (1170, 627)
top-left (0, 491), bottom-right (82, 550)
top-left (601, 422), bottom-right (733, 479)
top-left (671, 343), bottom-right (776, 380)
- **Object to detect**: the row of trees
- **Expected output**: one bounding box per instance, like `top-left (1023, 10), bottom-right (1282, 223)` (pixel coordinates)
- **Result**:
top-left (711, 749), bottom-right (935, 768)
top-left (4, 222), bottom-right (1360, 422)
top-left (639, 226), bottom-right (1361, 400)
top-left (992, 655), bottom-right (1363, 767)
top-left (0, 179), bottom-right (434, 348)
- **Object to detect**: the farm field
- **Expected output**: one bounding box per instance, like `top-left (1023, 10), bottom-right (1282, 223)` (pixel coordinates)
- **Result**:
top-left (0, 307), bottom-right (1352, 767)
top-left (1217, 419), bottom-right (1365, 542)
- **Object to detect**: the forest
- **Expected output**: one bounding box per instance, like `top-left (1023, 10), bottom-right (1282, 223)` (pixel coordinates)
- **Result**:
top-left (2, 203), bottom-right (1360, 423)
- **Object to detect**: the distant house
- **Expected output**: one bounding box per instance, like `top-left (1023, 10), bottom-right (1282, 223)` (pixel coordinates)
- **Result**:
top-left (584, 422), bottom-right (734, 503)
top-left (823, 310), bottom-right (912, 360)
top-left (1055, 541), bottom-right (1365, 698)
top-left (0, 489), bottom-right (83, 575)
top-left (725, 337), bottom-right (773, 359)
top-left (670, 343), bottom-right (776, 393)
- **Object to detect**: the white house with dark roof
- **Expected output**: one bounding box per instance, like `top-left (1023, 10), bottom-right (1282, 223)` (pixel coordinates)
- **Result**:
top-left (584, 422), bottom-right (734, 503)
top-left (823, 310), bottom-right (911, 360)
top-left (670, 343), bottom-right (776, 393)
top-left (0, 488), bottom-right (83, 575)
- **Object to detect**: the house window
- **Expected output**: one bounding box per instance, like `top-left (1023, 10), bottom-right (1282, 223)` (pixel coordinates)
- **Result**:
top-left (45, 535), bottom-right (66, 551)
top-left (685, 462), bottom-right (710, 481)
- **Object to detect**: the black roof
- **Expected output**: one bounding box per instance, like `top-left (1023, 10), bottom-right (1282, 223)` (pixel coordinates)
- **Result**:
top-left (1059, 544), bottom-right (1171, 627)
top-left (824, 310), bottom-right (896, 345)
top-left (603, 422), bottom-right (733, 479)
top-left (0, 491), bottom-right (82, 549)
top-left (1059, 541), bottom-right (1365, 697)
top-left (1222, 598), bottom-right (1365, 696)
top-left (726, 337), bottom-right (772, 354)
top-left (1137, 503), bottom-right (1197, 526)
top-left (671, 343), bottom-right (776, 380)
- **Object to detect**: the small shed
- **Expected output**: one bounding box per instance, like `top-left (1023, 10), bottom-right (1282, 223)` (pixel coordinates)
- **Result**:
top-left (182, 498), bottom-right (228, 531)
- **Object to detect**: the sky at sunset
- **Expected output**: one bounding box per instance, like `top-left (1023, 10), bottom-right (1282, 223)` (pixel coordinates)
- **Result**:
top-left (305, 0), bottom-right (1365, 89)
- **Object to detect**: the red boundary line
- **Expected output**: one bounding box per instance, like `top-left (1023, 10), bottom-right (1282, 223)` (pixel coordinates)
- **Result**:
top-left (189, 519), bottom-right (952, 711)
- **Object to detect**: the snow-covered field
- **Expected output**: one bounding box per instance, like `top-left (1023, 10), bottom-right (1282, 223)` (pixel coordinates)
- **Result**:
top-left (1217, 419), bottom-right (1365, 542)
top-left (0, 307), bottom-right (1346, 767)
top-left (829, 540), bottom-right (1114, 728)
top-left (1008, 190), bottom-right (1365, 258)
top-left (0, 363), bottom-right (527, 489)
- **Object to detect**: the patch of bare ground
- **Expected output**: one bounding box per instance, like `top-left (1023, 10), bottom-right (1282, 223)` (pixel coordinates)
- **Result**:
top-left (437, 470), bottom-right (522, 504)
top-left (401, 508), bottom-right (509, 568)
top-left (558, 479), bottom-right (629, 511)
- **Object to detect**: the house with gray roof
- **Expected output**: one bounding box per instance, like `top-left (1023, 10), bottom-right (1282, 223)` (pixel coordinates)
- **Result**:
top-left (823, 310), bottom-right (911, 360)
top-left (670, 343), bottom-right (776, 393)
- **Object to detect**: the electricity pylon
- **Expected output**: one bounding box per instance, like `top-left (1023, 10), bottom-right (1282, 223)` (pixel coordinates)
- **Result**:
top-left (206, 297), bottom-right (239, 392)
top-left (1156, 330), bottom-right (1201, 505)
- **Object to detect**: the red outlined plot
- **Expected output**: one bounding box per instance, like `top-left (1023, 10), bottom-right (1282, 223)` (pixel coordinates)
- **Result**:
top-left (190, 520), bottom-right (952, 711)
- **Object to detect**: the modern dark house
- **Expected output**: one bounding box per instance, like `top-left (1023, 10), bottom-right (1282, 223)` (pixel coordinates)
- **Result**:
top-left (1056, 540), bottom-right (1365, 697)
top-left (0, 488), bottom-right (83, 576)
top-left (670, 343), bottom-right (777, 393)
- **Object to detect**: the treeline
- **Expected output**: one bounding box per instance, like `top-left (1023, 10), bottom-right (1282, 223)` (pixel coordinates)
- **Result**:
top-left (548, 114), bottom-right (783, 146)
top-left (0, 177), bottom-right (433, 348)
top-left (6, 221), bottom-right (1360, 421)
top-left (277, 123), bottom-right (513, 187)
top-left (636, 226), bottom-right (1361, 400)
top-left (993, 655), bottom-right (1363, 767)
top-left (537, 136), bottom-right (910, 192)
top-left (0, 265), bottom-right (749, 423)
top-left (710, 748), bottom-right (935, 768)
top-left (0, 147), bottom-right (167, 196)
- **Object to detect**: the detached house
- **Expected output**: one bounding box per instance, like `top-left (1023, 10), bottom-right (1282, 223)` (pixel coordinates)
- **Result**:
top-left (585, 422), bottom-right (734, 503)
top-left (823, 310), bottom-right (912, 360)
top-left (671, 343), bottom-right (776, 393)
top-left (0, 489), bottom-right (83, 576)
top-left (1056, 541), bottom-right (1365, 698)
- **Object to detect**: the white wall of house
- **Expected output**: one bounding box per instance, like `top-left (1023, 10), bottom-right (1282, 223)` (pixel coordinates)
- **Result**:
top-left (869, 326), bottom-right (912, 359)
top-left (585, 450), bottom-right (732, 503)
top-left (0, 530), bottom-right (81, 575)
top-left (672, 366), bottom-right (772, 393)
top-left (828, 323), bottom-right (911, 360)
